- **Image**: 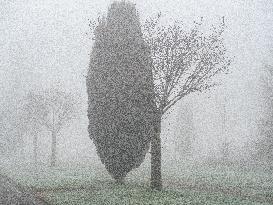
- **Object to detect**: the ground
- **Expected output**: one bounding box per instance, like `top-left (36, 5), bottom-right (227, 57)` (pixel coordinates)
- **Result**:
top-left (0, 160), bottom-right (272, 205)
top-left (0, 174), bottom-right (47, 205)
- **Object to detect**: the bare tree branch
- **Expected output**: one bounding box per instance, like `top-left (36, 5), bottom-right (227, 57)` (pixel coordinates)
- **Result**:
top-left (143, 16), bottom-right (231, 117)
top-left (22, 89), bottom-right (78, 134)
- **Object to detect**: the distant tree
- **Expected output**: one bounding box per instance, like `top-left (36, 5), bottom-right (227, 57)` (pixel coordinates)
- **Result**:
top-left (0, 104), bottom-right (26, 156)
top-left (221, 139), bottom-right (232, 163)
top-left (174, 102), bottom-right (195, 160)
top-left (19, 108), bottom-right (42, 165)
top-left (0, 116), bottom-right (5, 154)
top-left (23, 89), bottom-right (78, 167)
top-left (0, 109), bottom-right (12, 155)
top-left (142, 15), bottom-right (231, 190)
top-left (257, 62), bottom-right (273, 165)
top-left (0, 99), bottom-right (43, 163)
top-left (216, 95), bottom-right (232, 163)
top-left (86, 2), bottom-right (158, 183)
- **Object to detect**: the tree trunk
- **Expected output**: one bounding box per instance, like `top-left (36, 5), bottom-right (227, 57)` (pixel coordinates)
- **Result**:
top-left (150, 121), bottom-right (162, 190)
top-left (19, 133), bottom-right (26, 162)
top-left (33, 134), bottom-right (38, 165)
top-left (50, 130), bottom-right (57, 167)
top-left (115, 177), bottom-right (125, 185)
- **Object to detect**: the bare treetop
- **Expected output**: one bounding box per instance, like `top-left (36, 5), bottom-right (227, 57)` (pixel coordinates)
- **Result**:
top-left (143, 15), bottom-right (231, 115)
top-left (23, 88), bottom-right (78, 134)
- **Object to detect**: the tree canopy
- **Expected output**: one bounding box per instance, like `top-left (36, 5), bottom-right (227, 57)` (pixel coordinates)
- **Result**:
top-left (86, 1), bottom-right (158, 181)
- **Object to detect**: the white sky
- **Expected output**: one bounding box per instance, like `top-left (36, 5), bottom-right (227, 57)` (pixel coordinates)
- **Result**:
top-left (1, 0), bottom-right (273, 159)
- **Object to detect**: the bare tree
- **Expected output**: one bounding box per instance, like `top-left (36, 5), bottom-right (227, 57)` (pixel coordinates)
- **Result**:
top-left (174, 102), bottom-right (195, 160)
top-left (257, 62), bottom-right (273, 165)
top-left (19, 113), bottom-right (41, 165)
top-left (142, 15), bottom-right (231, 190)
top-left (0, 103), bottom-right (27, 157)
top-left (23, 88), bottom-right (78, 167)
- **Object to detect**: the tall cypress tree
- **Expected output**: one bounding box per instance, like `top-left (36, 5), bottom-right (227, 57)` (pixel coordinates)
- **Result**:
top-left (86, 1), bottom-right (158, 182)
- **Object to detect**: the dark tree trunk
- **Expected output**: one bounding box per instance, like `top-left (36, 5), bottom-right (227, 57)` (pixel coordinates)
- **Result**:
top-left (19, 134), bottom-right (26, 162)
top-left (33, 134), bottom-right (38, 165)
top-left (50, 130), bottom-right (57, 167)
top-left (115, 177), bottom-right (125, 185)
top-left (150, 121), bottom-right (162, 190)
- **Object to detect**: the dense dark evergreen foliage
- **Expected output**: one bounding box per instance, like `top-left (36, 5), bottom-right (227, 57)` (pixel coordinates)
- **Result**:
top-left (86, 2), bottom-right (158, 181)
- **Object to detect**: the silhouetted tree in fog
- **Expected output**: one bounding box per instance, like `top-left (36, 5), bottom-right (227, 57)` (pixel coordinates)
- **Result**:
top-left (19, 107), bottom-right (42, 165)
top-left (174, 102), bottom-right (195, 160)
top-left (217, 95), bottom-right (232, 164)
top-left (0, 104), bottom-right (26, 156)
top-left (88, 3), bottom-right (231, 189)
top-left (23, 89), bottom-right (78, 167)
top-left (142, 15), bottom-right (231, 190)
top-left (257, 61), bottom-right (273, 166)
top-left (86, 2), bottom-right (158, 183)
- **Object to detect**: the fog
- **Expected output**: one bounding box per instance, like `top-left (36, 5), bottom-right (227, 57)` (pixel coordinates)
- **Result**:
top-left (1, 0), bottom-right (273, 168)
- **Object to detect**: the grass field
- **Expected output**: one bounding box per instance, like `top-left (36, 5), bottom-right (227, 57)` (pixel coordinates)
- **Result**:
top-left (0, 160), bottom-right (272, 205)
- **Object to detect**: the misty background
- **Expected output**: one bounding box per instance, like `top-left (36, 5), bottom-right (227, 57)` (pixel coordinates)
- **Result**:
top-left (1, 0), bottom-right (273, 167)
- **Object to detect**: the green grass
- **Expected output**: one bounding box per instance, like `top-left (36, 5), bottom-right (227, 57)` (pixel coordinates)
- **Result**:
top-left (0, 162), bottom-right (110, 190)
top-left (0, 161), bottom-right (273, 205)
top-left (41, 183), bottom-right (272, 205)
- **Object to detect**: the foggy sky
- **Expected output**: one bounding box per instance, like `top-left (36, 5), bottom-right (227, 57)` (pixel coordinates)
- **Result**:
top-left (1, 0), bottom-right (273, 160)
